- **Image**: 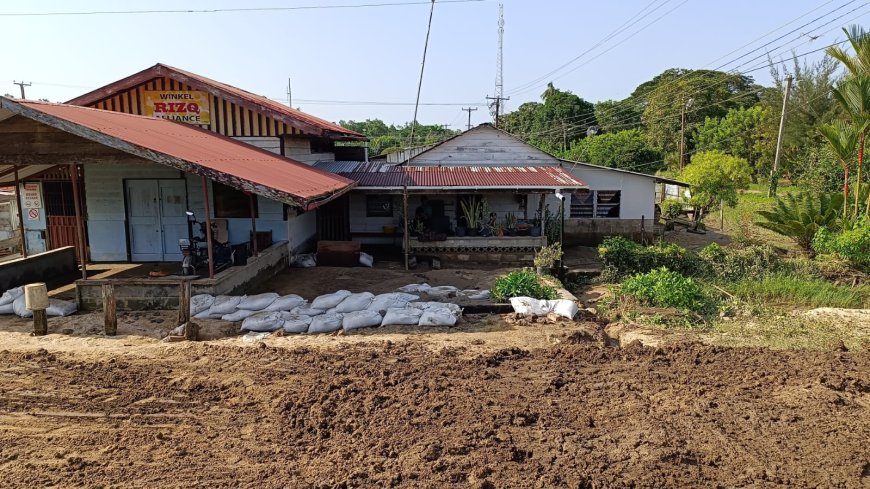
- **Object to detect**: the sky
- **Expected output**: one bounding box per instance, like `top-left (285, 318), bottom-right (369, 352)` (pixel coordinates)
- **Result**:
top-left (0, 0), bottom-right (867, 129)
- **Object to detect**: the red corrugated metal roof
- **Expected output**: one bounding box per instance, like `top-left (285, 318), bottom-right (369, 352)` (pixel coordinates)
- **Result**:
top-left (66, 63), bottom-right (365, 140)
top-left (317, 161), bottom-right (586, 189)
top-left (1, 98), bottom-right (354, 209)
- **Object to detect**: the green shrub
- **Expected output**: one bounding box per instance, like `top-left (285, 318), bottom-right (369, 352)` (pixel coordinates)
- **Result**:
top-left (698, 243), bottom-right (784, 281)
top-left (621, 267), bottom-right (711, 312)
top-left (813, 221), bottom-right (870, 271)
top-left (492, 269), bottom-right (559, 302)
top-left (598, 236), bottom-right (707, 280)
top-left (754, 191), bottom-right (844, 253)
top-left (724, 275), bottom-right (870, 308)
top-left (659, 199), bottom-right (683, 220)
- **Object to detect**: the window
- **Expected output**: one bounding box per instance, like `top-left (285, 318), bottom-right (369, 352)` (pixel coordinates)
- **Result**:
top-left (213, 182), bottom-right (258, 218)
top-left (310, 137), bottom-right (335, 154)
top-left (366, 195), bottom-right (393, 217)
top-left (42, 181), bottom-right (76, 216)
top-left (569, 190), bottom-right (594, 218)
top-left (569, 190), bottom-right (620, 219)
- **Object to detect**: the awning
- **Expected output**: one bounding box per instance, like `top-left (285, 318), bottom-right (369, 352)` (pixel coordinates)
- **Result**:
top-left (0, 97), bottom-right (355, 210)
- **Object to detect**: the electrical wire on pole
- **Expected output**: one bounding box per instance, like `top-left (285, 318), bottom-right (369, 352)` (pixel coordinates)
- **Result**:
top-left (409, 0), bottom-right (436, 146)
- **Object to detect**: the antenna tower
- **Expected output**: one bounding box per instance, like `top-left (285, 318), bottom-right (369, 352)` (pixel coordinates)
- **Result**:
top-left (489, 4), bottom-right (507, 120)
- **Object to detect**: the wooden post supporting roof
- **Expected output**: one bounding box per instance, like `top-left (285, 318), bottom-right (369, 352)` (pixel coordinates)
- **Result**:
top-left (249, 194), bottom-right (258, 257)
top-left (201, 176), bottom-right (215, 279)
top-left (12, 165), bottom-right (27, 258)
top-left (69, 164), bottom-right (87, 279)
top-left (403, 186), bottom-right (409, 271)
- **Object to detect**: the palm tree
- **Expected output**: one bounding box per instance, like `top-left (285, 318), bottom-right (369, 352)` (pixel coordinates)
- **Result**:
top-left (819, 120), bottom-right (858, 214)
top-left (831, 75), bottom-right (870, 215)
top-left (541, 82), bottom-right (558, 102)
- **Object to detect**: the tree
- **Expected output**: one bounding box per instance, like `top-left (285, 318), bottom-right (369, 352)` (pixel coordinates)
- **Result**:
top-left (819, 119), bottom-right (858, 213)
top-left (594, 99), bottom-right (642, 133)
top-left (679, 151), bottom-right (751, 219)
top-left (695, 106), bottom-right (772, 180)
top-left (755, 192), bottom-right (844, 253)
top-left (501, 83), bottom-right (596, 153)
top-left (338, 119), bottom-right (457, 156)
top-left (562, 129), bottom-right (662, 174)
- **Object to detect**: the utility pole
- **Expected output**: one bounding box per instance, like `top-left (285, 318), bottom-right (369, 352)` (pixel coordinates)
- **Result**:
top-left (13, 81), bottom-right (31, 99)
top-left (409, 0), bottom-right (436, 146)
top-left (286, 78), bottom-right (292, 107)
top-left (769, 75), bottom-right (793, 197)
top-left (486, 95), bottom-right (510, 128)
top-left (461, 107), bottom-right (478, 131)
top-left (561, 120), bottom-right (568, 152)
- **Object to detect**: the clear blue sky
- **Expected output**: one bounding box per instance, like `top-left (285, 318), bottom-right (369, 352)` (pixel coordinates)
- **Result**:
top-left (1, 0), bottom-right (866, 128)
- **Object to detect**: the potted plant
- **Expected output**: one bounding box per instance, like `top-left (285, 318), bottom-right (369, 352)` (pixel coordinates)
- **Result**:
top-left (504, 212), bottom-right (518, 236)
top-left (533, 242), bottom-right (562, 275)
top-left (516, 221), bottom-right (532, 236)
top-left (494, 224), bottom-right (505, 237)
top-left (460, 199), bottom-right (483, 237)
top-left (529, 211), bottom-right (542, 237)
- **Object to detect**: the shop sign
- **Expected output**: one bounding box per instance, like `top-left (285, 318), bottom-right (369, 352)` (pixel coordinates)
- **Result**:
top-left (22, 182), bottom-right (42, 209)
top-left (143, 91), bottom-right (211, 124)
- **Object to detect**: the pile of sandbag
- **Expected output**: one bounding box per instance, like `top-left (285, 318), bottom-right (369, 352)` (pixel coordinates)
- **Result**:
top-left (397, 283), bottom-right (490, 301)
top-left (0, 286), bottom-right (78, 318)
top-left (509, 296), bottom-right (578, 320)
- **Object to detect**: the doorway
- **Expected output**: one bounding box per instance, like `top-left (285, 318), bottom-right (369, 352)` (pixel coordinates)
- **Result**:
top-left (125, 179), bottom-right (188, 261)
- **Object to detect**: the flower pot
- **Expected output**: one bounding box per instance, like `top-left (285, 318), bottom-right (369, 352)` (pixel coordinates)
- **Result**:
top-left (456, 226), bottom-right (467, 237)
top-left (530, 226), bottom-right (541, 237)
top-left (467, 228), bottom-right (479, 237)
top-left (506, 229), bottom-right (517, 237)
top-left (535, 266), bottom-right (547, 275)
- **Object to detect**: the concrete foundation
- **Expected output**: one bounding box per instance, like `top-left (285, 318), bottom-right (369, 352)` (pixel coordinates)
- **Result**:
top-left (563, 218), bottom-right (653, 245)
top-left (0, 246), bottom-right (77, 291)
top-left (76, 241), bottom-right (290, 310)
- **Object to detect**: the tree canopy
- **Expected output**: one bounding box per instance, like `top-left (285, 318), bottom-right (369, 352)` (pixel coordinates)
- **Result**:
top-left (338, 119), bottom-right (457, 156)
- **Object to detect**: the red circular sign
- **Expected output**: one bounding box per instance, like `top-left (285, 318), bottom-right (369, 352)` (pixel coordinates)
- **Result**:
top-left (27, 208), bottom-right (39, 219)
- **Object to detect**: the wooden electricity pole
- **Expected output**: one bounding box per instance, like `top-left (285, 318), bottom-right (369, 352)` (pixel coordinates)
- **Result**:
top-left (486, 95), bottom-right (510, 128)
top-left (769, 76), bottom-right (793, 197)
top-left (13, 81), bottom-right (31, 99)
top-left (462, 107), bottom-right (477, 131)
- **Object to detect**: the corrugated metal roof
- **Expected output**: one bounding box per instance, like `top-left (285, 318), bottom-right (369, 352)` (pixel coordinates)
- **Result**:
top-left (0, 98), bottom-right (355, 209)
top-left (314, 161), bottom-right (586, 189)
top-left (66, 64), bottom-right (365, 140)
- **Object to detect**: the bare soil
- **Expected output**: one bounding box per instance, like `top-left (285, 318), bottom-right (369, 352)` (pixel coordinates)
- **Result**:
top-left (0, 322), bottom-right (867, 488)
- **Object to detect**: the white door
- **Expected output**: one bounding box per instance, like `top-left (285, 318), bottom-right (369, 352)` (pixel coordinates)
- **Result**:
top-left (126, 179), bottom-right (188, 262)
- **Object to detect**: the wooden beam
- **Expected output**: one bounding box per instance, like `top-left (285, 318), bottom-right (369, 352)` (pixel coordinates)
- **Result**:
top-left (201, 176), bottom-right (215, 279)
top-left (69, 163), bottom-right (87, 279)
top-left (33, 310), bottom-right (48, 336)
top-left (13, 165), bottom-right (26, 258)
top-left (177, 280), bottom-right (190, 326)
top-left (102, 283), bottom-right (117, 336)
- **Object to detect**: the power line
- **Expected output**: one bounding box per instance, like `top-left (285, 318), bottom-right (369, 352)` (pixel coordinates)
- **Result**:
top-left (409, 0), bottom-right (437, 145)
top-left (0, 0), bottom-right (483, 17)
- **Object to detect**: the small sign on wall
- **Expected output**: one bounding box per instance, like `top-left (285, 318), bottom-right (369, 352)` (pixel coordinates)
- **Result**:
top-left (22, 182), bottom-right (42, 209)
top-left (27, 208), bottom-right (40, 221)
top-left (143, 91), bottom-right (211, 125)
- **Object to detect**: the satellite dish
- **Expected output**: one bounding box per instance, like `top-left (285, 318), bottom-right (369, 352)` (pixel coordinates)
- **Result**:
top-left (587, 125), bottom-right (600, 137)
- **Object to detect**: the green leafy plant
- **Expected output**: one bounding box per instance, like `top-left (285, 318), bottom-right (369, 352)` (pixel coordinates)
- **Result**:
top-left (492, 269), bottom-right (559, 302)
top-left (659, 199), bottom-right (683, 220)
top-left (698, 243), bottom-right (784, 281)
top-left (460, 199), bottom-right (484, 230)
top-left (504, 212), bottom-right (518, 230)
top-left (754, 191), bottom-right (845, 253)
top-left (621, 267), bottom-right (711, 312)
top-left (533, 242), bottom-right (563, 269)
top-left (812, 219), bottom-right (870, 270)
top-left (598, 236), bottom-right (707, 280)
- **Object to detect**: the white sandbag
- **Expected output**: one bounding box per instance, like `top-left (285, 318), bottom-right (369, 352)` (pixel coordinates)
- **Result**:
top-left (264, 294), bottom-right (306, 312)
top-left (509, 297), bottom-right (553, 317)
top-left (190, 294), bottom-right (215, 315)
top-left (419, 310), bottom-right (457, 327)
top-left (282, 315), bottom-right (313, 333)
top-left (0, 302), bottom-right (13, 314)
top-left (222, 309), bottom-right (259, 322)
top-left (359, 252), bottom-right (374, 267)
top-left (194, 309), bottom-right (225, 320)
top-left (208, 295), bottom-right (243, 315)
top-left (409, 301), bottom-right (462, 317)
top-left (237, 292), bottom-right (279, 311)
top-left (465, 290), bottom-right (491, 301)
top-left (342, 310), bottom-right (383, 331)
top-left (381, 307), bottom-right (423, 326)
top-left (367, 293), bottom-right (416, 314)
top-left (241, 332), bottom-right (271, 344)
top-left (335, 292), bottom-right (375, 313)
top-left (46, 299), bottom-right (77, 317)
top-left (311, 290), bottom-right (352, 310)
top-left (0, 286), bottom-right (24, 306)
top-left (292, 305), bottom-right (325, 317)
top-left (12, 296), bottom-right (32, 318)
top-left (398, 283), bottom-right (431, 294)
top-left (240, 311), bottom-right (285, 332)
top-left (425, 285), bottom-right (460, 299)
top-left (548, 299), bottom-right (579, 319)
top-left (307, 313), bottom-right (344, 334)
top-left (292, 253), bottom-right (317, 268)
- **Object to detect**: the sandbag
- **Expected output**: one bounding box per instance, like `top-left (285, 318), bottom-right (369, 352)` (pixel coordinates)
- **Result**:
top-left (237, 292), bottom-right (279, 311)
top-left (359, 252), bottom-right (374, 267)
top-left (311, 290), bottom-right (352, 310)
top-left (419, 310), bottom-right (457, 327)
top-left (0, 286), bottom-right (24, 306)
top-left (12, 296), bottom-right (32, 318)
top-left (190, 294), bottom-right (215, 315)
top-left (425, 285), bottom-right (459, 299)
top-left (409, 301), bottom-right (462, 317)
top-left (367, 293), bottom-right (417, 314)
top-left (549, 299), bottom-right (579, 319)
top-left (264, 294), bottom-right (306, 312)
top-left (194, 309), bottom-right (225, 320)
top-left (46, 299), bottom-right (77, 317)
top-left (282, 315), bottom-right (313, 333)
top-left (510, 297), bottom-right (553, 317)
top-left (381, 307), bottom-right (423, 326)
top-left (0, 302), bottom-right (13, 314)
top-left (465, 290), bottom-right (491, 301)
top-left (222, 309), bottom-right (259, 322)
top-left (292, 305), bottom-right (325, 317)
top-left (398, 283), bottom-right (431, 294)
top-left (209, 295), bottom-right (243, 315)
top-left (292, 253), bottom-right (317, 268)
top-left (335, 292), bottom-right (375, 313)
top-left (342, 310), bottom-right (383, 331)
top-left (307, 313), bottom-right (343, 334)
top-left (240, 311), bottom-right (285, 332)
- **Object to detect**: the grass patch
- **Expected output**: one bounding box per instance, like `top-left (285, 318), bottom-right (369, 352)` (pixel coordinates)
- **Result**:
top-left (710, 315), bottom-right (869, 351)
top-left (709, 184), bottom-right (801, 250)
top-left (722, 275), bottom-right (870, 309)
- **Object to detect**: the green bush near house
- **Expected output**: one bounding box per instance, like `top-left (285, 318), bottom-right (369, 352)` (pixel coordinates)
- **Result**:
top-left (621, 267), bottom-right (712, 312)
top-left (813, 221), bottom-right (870, 271)
top-left (598, 236), bottom-right (707, 280)
top-left (492, 269), bottom-right (559, 302)
top-left (698, 243), bottom-right (785, 281)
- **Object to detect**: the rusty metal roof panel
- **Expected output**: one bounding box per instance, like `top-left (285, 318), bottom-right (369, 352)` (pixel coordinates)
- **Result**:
top-left (2, 99), bottom-right (354, 209)
top-left (319, 162), bottom-right (586, 189)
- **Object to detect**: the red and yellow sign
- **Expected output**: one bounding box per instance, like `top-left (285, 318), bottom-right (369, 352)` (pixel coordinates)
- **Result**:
top-left (143, 91), bottom-right (211, 125)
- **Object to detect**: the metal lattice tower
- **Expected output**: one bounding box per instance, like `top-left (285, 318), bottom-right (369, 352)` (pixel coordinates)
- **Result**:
top-left (491, 4), bottom-right (505, 118)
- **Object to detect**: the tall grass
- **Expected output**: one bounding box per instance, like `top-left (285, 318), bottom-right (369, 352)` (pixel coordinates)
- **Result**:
top-left (723, 275), bottom-right (870, 309)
